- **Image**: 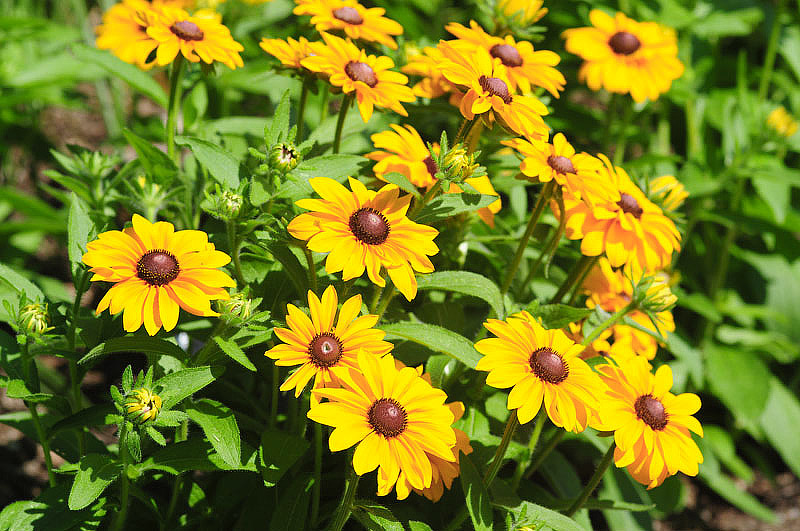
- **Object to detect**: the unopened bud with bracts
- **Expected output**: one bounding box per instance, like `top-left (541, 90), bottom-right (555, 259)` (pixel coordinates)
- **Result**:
top-left (202, 185), bottom-right (243, 221)
top-left (269, 142), bottom-right (299, 172)
top-left (216, 290), bottom-right (255, 321)
top-left (18, 302), bottom-right (52, 336)
top-left (125, 388), bottom-right (162, 424)
top-left (633, 274), bottom-right (677, 314)
top-left (442, 144), bottom-right (480, 182)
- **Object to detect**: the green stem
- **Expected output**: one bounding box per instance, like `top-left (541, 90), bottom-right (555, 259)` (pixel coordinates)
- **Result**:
top-left (568, 255), bottom-right (598, 305)
top-left (443, 508), bottom-right (468, 531)
top-left (311, 423), bottom-right (323, 526)
top-left (374, 284), bottom-right (396, 321)
top-left (501, 181), bottom-right (555, 295)
top-left (111, 423), bottom-right (131, 531)
top-left (303, 246), bottom-right (318, 293)
top-left (328, 461), bottom-right (359, 531)
top-left (483, 410), bottom-right (518, 487)
top-left (28, 403), bottom-right (56, 486)
top-left (192, 321), bottom-right (227, 366)
top-left (454, 117), bottom-right (476, 144)
top-left (225, 220), bottom-right (245, 286)
top-left (583, 303), bottom-right (634, 346)
top-left (758, 0), bottom-right (784, 101)
top-left (368, 283), bottom-right (384, 314)
top-left (68, 269), bottom-right (89, 456)
top-left (524, 429), bottom-right (565, 480)
top-left (550, 255), bottom-right (595, 304)
top-left (565, 444), bottom-right (616, 517)
top-left (297, 78), bottom-right (312, 142)
top-left (408, 180), bottom-right (442, 219)
top-left (332, 93), bottom-right (354, 154)
top-left (161, 475), bottom-right (183, 531)
top-left (613, 101), bottom-right (633, 165)
top-left (166, 55), bottom-right (185, 163)
top-left (511, 412), bottom-right (544, 489)
top-left (465, 119), bottom-right (484, 154)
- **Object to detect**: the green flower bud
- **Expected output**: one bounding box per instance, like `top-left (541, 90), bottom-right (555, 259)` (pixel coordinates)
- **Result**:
top-left (269, 143), bottom-right (299, 172)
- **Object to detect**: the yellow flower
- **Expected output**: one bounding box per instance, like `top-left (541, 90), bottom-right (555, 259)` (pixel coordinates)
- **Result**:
top-left (308, 351), bottom-right (457, 498)
top-left (563, 10), bottom-right (684, 103)
top-left (445, 20), bottom-right (565, 97)
top-left (558, 154), bottom-right (681, 271)
top-left (300, 32), bottom-right (415, 122)
top-left (125, 388), bottom-right (162, 423)
top-left (294, 0), bottom-right (403, 49)
top-left (498, 0), bottom-right (547, 25)
top-left (767, 106), bottom-right (798, 137)
top-left (265, 285), bottom-right (392, 401)
top-left (648, 175), bottom-right (688, 212)
top-left (475, 312), bottom-right (604, 432)
top-left (82, 214), bottom-right (235, 335)
top-left (503, 132), bottom-right (616, 205)
top-left (287, 177), bottom-right (439, 301)
top-left (96, 0), bottom-right (161, 69)
top-left (595, 357), bottom-right (703, 488)
top-left (437, 41), bottom-right (549, 139)
top-left (401, 46), bottom-right (455, 99)
top-left (145, 5), bottom-right (244, 69)
top-left (259, 36), bottom-right (320, 70)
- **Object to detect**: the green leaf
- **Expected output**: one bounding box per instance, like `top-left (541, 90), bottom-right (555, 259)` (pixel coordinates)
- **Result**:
top-left (278, 155), bottom-right (368, 202)
top-left (269, 475), bottom-right (312, 531)
top-left (68, 454), bottom-right (122, 510)
top-left (416, 193), bottom-right (498, 224)
top-left (79, 336), bottom-right (186, 367)
top-left (258, 240), bottom-right (307, 296)
top-left (352, 503), bottom-right (404, 531)
top-left (693, 8), bottom-right (763, 39)
top-left (780, 26), bottom-right (800, 83)
top-left (752, 175), bottom-right (789, 224)
top-left (146, 426), bottom-right (167, 446)
top-left (704, 425), bottom-right (752, 481)
top-left (380, 321), bottom-right (481, 368)
top-left (665, 332), bottom-right (704, 388)
top-left (157, 366), bottom-right (223, 409)
top-left (526, 302), bottom-right (594, 330)
top-left (416, 271), bottom-right (505, 319)
top-left (214, 336), bottom-right (256, 371)
top-left (175, 135), bottom-right (240, 189)
top-left (127, 429), bottom-right (142, 463)
top-left (459, 454), bottom-right (493, 531)
top-left (493, 499), bottom-right (586, 531)
top-left (132, 439), bottom-right (256, 475)
top-left (185, 398), bottom-right (241, 467)
top-left (258, 429), bottom-right (310, 487)
top-left (382, 172), bottom-right (422, 198)
top-left (5, 379), bottom-right (52, 403)
top-left (122, 129), bottom-right (177, 185)
top-left (760, 377), bottom-right (800, 479)
top-left (408, 522), bottom-right (434, 531)
top-left (0, 483), bottom-right (106, 531)
top-left (48, 404), bottom-right (118, 438)
top-left (67, 193), bottom-right (92, 275)
top-left (267, 89), bottom-right (291, 146)
top-left (0, 263), bottom-right (44, 302)
top-left (72, 44), bottom-right (167, 107)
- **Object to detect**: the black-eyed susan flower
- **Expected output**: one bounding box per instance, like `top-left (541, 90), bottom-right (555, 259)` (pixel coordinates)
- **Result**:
top-left (294, 0), bottom-right (403, 50)
top-left (503, 132), bottom-right (615, 205)
top-left (582, 258), bottom-right (674, 360)
top-left (475, 311), bottom-right (604, 432)
top-left (125, 388), bottom-right (162, 423)
top-left (563, 10), bottom-right (684, 103)
top-left (497, 0), bottom-right (547, 25)
top-left (648, 175), bottom-right (688, 212)
top-left (259, 36), bottom-right (319, 71)
top-left (287, 177), bottom-right (438, 301)
top-left (96, 0), bottom-right (160, 69)
top-left (767, 106), bottom-right (798, 137)
top-left (402, 46), bottom-right (456, 99)
top-left (308, 351), bottom-right (457, 498)
top-left (437, 41), bottom-right (549, 139)
top-left (82, 214), bottom-right (235, 335)
top-left (445, 20), bottom-right (565, 97)
top-left (146, 5), bottom-right (244, 69)
top-left (595, 357), bottom-right (703, 488)
top-left (265, 285), bottom-right (392, 401)
top-left (301, 33), bottom-right (414, 122)
top-left (558, 154), bottom-right (681, 271)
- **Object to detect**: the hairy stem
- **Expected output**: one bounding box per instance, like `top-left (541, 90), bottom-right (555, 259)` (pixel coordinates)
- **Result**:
top-left (332, 93), bottom-right (354, 154)
top-left (166, 55), bottom-right (185, 162)
top-left (483, 410), bottom-right (518, 487)
top-left (565, 444), bottom-right (616, 517)
top-left (329, 460), bottom-right (359, 531)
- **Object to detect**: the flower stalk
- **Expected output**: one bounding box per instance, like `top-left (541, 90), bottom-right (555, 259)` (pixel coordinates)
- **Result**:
top-left (166, 55), bottom-right (185, 162)
top-left (332, 93), bottom-right (354, 154)
top-left (329, 460), bottom-right (360, 531)
top-left (483, 410), bottom-right (518, 487)
top-left (565, 443), bottom-right (616, 517)
top-left (111, 422), bottom-right (131, 531)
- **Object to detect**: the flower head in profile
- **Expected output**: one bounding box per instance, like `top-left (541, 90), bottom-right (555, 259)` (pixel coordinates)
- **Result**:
top-left (96, 0), bottom-right (161, 69)
top-left (294, 0), bottom-right (403, 49)
top-left (767, 106), bottom-right (798, 138)
top-left (563, 10), bottom-right (684, 103)
top-left (445, 20), bottom-right (565, 97)
top-left (260, 36), bottom-right (320, 71)
top-left (595, 357), bottom-right (703, 488)
top-left (308, 351), bottom-right (457, 498)
top-left (558, 155), bottom-right (681, 272)
top-left (648, 175), bottom-right (688, 212)
top-left (265, 285), bottom-right (392, 401)
top-left (146, 5), bottom-right (244, 69)
top-left (82, 214), bottom-right (235, 335)
top-left (497, 0), bottom-right (547, 25)
top-left (475, 312), bottom-right (604, 432)
top-left (503, 132), bottom-right (615, 205)
top-left (437, 41), bottom-right (549, 139)
top-left (402, 46), bottom-right (456, 99)
top-left (287, 177), bottom-right (438, 301)
top-left (301, 32), bottom-right (414, 122)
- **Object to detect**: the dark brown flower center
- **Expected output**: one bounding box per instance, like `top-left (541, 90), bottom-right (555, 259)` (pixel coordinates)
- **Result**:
top-left (307, 332), bottom-right (343, 368)
top-left (634, 394), bottom-right (668, 430)
top-left (349, 207), bottom-right (390, 245)
top-left (137, 250), bottom-right (180, 286)
top-left (423, 156), bottom-right (438, 178)
top-left (345, 61), bottom-right (378, 87)
top-left (490, 44), bottom-right (523, 67)
top-left (547, 155), bottom-right (575, 174)
top-left (332, 6), bottom-right (363, 25)
top-left (478, 75), bottom-right (512, 104)
top-left (170, 20), bottom-right (204, 41)
top-left (368, 398), bottom-right (407, 437)
top-left (529, 347), bottom-right (569, 384)
top-left (608, 31), bottom-right (640, 55)
top-left (617, 193), bottom-right (643, 219)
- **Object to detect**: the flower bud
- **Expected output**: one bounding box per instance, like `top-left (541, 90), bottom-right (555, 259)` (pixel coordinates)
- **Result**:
top-left (637, 277), bottom-right (677, 313)
top-left (767, 106), bottom-right (798, 138)
top-left (216, 291), bottom-right (254, 320)
top-left (648, 175), bottom-right (687, 212)
top-left (443, 145), bottom-right (479, 182)
top-left (498, 0), bottom-right (548, 25)
top-left (18, 302), bottom-right (51, 336)
top-left (125, 388), bottom-right (162, 423)
top-left (269, 143), bottom-right (299, 172)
